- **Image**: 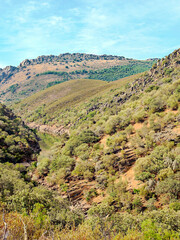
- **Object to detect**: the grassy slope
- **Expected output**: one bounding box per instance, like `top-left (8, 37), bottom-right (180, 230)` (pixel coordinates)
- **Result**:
top-left (13, 74), bottom-right (140, 124)
top-left (14, 79), bottom-right (109, 114)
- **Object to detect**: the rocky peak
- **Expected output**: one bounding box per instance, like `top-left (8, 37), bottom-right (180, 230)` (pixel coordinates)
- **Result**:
top-left (17, 53), bottom-right (127, 67)
top-left (146, 58), bottom-right (160, 61)
top-left (149, 48), bottom-right (180, 77)
top-left (19, 59), bottom-right (31, 67)
top-left (0, 65), bottom-right (18, 83)
top-left (3, 65), bottom-right (17, 73)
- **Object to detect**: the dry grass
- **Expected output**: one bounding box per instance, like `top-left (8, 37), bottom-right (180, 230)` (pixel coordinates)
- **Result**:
top-left (13, 73), bottom-right (139, 121)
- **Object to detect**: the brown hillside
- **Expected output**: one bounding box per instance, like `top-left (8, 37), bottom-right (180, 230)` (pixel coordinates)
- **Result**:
top-left (0, 53), bottom-right (155, 103)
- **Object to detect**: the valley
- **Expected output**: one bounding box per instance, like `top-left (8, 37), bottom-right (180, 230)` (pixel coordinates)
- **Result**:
top-left (0, 49), bottom-right (179, 239)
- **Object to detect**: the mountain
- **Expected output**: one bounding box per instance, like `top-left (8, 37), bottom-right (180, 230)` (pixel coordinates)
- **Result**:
top-left (0, 53), bottom-right (156, 103)
top-left (0, 49), bottom-right (179, 239)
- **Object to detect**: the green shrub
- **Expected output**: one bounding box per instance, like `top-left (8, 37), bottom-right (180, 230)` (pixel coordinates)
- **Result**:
top-left (148, 97), bottom-right (165, 113)
top-left (105, 115), bottom-right (120, 134)
top-left (133, 110), bottom-right (146, 122)
top-left (78, 130), bottom-right (100, 143)
top-left (167, 95), bottom-right (178, 110)
top-left (145, 85), bottom-right (159, 92)
top-left (164, 68), bottom-right (173, 75)
top-left (37, 158), bottom-right (51, 176)
top-left (50, 155), bottom-right (75, 172)
top-left (155, 174), bottom-right (180, 199)
top-left (72, 161), bottom-right (95, 178)
top-left (169, 201), bottom-right (180, 211)
top-left (163, 77), bottom-right (172, 83)
top-left (84, 188), bottom-right (98, 201)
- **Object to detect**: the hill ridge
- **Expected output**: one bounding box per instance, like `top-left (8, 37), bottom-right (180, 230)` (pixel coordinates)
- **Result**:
top-left (0, 52), bottom-right (158, 81)
top-left (0, 51), bottom-right (157, 103)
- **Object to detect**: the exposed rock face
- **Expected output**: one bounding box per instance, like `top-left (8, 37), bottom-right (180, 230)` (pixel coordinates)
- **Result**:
top-left (18, 53), bottom-right (126, 67)
top-left (150, 48), bottom-right (180, 77)
top-left (27, 122), bottom-right (70, 136)
top-left (0, 65), bottom-right (18, 83)
top-left (19, 59), bottom-right (31, 67)
top-left (146, 58), bottom-right (160, 61)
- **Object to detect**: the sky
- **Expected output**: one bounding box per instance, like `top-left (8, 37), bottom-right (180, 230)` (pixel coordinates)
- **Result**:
top-left (0, 0), bottom-right (180, 68)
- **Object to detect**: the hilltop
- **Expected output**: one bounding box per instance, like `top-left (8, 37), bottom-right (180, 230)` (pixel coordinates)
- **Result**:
top-left (0, 53), bottom-right (156, 103)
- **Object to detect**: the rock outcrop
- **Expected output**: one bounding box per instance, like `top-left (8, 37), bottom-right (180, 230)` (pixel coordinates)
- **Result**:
top-left (27, 122), bottom-right (70, 136)
top-left (0, 65), bottom-right (18, 83)
top-left (18, 53), bottom-right (126, 67)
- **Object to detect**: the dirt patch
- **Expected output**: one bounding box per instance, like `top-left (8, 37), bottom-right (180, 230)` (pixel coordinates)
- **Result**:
top-left (100, 135), bottom-right (109, 149)
top-left (133, 122), bottom-right (144, 130)
top-left (172, 125), bottom-right (180, 134)
top-left (164, 109), bottom-right (179, 114)
top-left (120, 165), bottom-right (143, 190)
top-left (92, 195), bottom-right (105, 203)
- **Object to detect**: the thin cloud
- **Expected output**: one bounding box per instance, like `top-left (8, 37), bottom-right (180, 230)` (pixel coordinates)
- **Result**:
top-left (0, 0), bottom-right (179, 66)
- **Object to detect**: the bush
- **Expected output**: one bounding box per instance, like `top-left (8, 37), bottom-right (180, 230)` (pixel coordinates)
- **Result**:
top-left (167, 95), bottom-right (178, 110)
top-left (37, 158), bottom-right (51, 176)
top-left (84, 188), bottom-right (98, 201)
top-left (145, 85), bottom-right (159, 92)
top-left (164, 68), bottom-right (173, 75)
top-left (133, 110), bottom-right (146, 122)
top-left (155, 174), bottom-right (180, 199)
top-left (72, 161), bottom-right (95, 178)
top-left (163, 77), bottom-right (172, 83)
top-left (135, 146), bottom-right (169, 181)
top-left (148, 97), bottom-right (165, 113)
top-left (78, 130), bottom-right (100, 143)
top-left (50, 155), bottom-right (75, 172)
top-left (105, 115), bottom-right (120, 134)
top-left (169, 201), bottom-right (180, 211)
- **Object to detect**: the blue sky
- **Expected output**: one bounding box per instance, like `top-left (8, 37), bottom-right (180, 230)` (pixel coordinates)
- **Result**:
top-left (0, 0), bottom-right (180, 67)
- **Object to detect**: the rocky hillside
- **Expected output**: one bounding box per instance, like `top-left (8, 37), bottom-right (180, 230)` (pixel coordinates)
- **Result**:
top-left (29, 48), bottom-right (179, 209)
top-left (13, 48), bottom-right (180, 207)
top-left (0, 103), bottom-right (40, 163)
top-left (0, 53), bottom-right (156, 103)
